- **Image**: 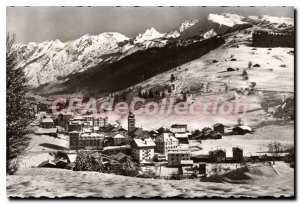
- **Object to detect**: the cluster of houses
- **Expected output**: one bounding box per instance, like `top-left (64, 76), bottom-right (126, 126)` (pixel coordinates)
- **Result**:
top-left (33, 100), bottom-right (254, 169)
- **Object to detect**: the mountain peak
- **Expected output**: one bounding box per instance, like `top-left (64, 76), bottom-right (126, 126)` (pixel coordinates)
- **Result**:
top-left (134, 27), bottom-right (164, 43)
top-left (164, 19), bottom-right (199, 39)
top-left (207, 13), bottom-right (246, 27)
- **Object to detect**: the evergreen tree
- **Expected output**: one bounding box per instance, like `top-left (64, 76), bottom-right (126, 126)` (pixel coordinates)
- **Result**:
top-left (121, 91), bottom-right (126, 101)
top-left (242, 70), bottom-right (249, 80)
top-left (6, 32), bottom-right (33, 174)
top-left (73, 151), bottom-right (93, 171)
top-left (170, 74), bottom-right (175, 82)
top-left (149, 89), bottom-right (154, 98)
top-left (137, 88), bottom-right (142, 98)
top-left (182, 92), bottom-right (187, 101)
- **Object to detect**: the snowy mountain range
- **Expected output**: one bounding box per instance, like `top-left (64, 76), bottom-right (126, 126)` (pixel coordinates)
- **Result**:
top-left (14, 13), bottom-right (294, 88)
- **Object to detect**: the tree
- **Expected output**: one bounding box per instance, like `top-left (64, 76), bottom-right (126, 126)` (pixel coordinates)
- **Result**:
top-left (206, 82), bottom-right (210, 92)
top-left (73, 151), bottom-right (93, 171)
top-left (248, 61), bottom-right (252, 69)
top-left (224, 83), bottom-right (229, 93)
top-left (268, 142), bottom-right (283, 164)
top-left (237, 117), bottom-right (244, 126)
top-left (242, 70), bottom-right (248, 80)
top-left (6, 32), bottom-right (34, 174)
top-left (148, 89), bottom-right (154, 98)
top-left (182, 92), bottom-right (187, 101)
top-left (137, 88), bottom-right (142, 98)
top-left (170, 74), bottom-right (175, 82)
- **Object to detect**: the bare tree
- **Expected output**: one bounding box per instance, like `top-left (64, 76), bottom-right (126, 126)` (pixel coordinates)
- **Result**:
top-left (268, 142), bottom-right (283, 164)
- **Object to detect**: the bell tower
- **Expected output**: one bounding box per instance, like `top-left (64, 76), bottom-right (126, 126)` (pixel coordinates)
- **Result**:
top-left (128, 112), bottom-right (135, 133)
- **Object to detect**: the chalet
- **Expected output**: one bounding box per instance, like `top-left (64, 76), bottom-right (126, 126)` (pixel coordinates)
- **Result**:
top-left (56, 112), bottom-right (73, 127)
top-left (131, 138), bottom-right (156, 162)
top-left (213, 123), bottom-right (225, 134)
top-left (211, 132), bottom-right (222, 139)
top-left (113, 134), bottom-right (126, 146)
top-left (73, 115), bottom-right (85, 122)
top-left (38, 158), bottom-right (68, 169)
top-left (178, 160), bottom-right (194, 178)
top-left (231, 126), bottom-right (252, 135)
top-left (100, 124), bottom-right (116, 134)
top-left (174, 132), bottom-right (189, 144)
top-left (191, 154), bottom-right (209, 163)
top-left (129, 127), bottom-right (144, 139)
top-left (155, 132), bottom-right (178, 155)
top-left (156, 126), bottom-right (174, 135)
top-left (92, 116), bottom-right (107, 127)
top-left (112, 152), bottom-right (130, 163)
top-left (35, 127), bottom-right (58, 137)
top-left (233, 147), bottom-right (244, 163)
top-left (209, 149), bottom-right (226, 163)
top-left (149, 130), bottom-right (158, 140)
top-left (170, 124), bottom-right (188, 133)
top-left (167, 149), bottom-right (191, 166)
top-left (154, 153), bottom-right (167, 162)
top-left (36, 102), bottom-right (48, 113)
top-left (68, 120), bottom-right (83, 132)
top-left (202, 127), bottom-right (213, 134)
top-left (116, 127), bottom-right (128, 137)
top-left (157, 126), bottom-right (167, 134)
top-left (41, 118), bottom-right (54, 128)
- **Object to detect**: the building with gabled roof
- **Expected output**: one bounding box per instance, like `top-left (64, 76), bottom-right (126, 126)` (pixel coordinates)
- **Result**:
top-left (213, 123), bottom-right (225, 134)
top-left (209, 149), bottom-right (226, 163)
top-left (170, 124), bottom-right (188, 133)
top-left (155, 132), bottom-right (178, 155)
top-left (167, 149), bottom-right (191, 166)
top-left (41, 118), bottom-right (54, 128)
top-left (131, 138), bottom-right (156, 162)
top-left (113, 133), bottom-right (126, 146)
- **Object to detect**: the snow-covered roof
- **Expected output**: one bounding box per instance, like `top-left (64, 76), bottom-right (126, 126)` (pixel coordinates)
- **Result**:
top-left (67, 154), bottom-right (77, 163)
top-left (133, 138), bottom-right (156, 148)
top-left (73, 116), bottom-right (84, 120)
top-left (42, 118), bottom-right (53, 123)
top-left (156, 133), bottom-right (178, 142)
top-left (103, 145), bottom-right (130, 151)
top-left (180, 160), bottom-right (194, 165)
top-left (81, 132), bottom-right (103, 137)
top-left (235, 125), bottom-right (252, 131)
top-left (174, 133), bottom-right (189, 138)
top-left (35, 127), bottom-right (58, 134)
top-left (168, 149), bottom-right (191, 154)
top-left (113, 134), bottom-right (125, 139)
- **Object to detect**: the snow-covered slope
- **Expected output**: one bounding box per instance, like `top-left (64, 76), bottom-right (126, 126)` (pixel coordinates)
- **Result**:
top-left (164, 19), bottom-right (199, 38)
top-left (15, 13), bottom-right (294, 88)
top-left (178, 13), bottom-right (250, 39)
top-left (16, 32), bottom-right (131, 87)
top-left (134, 27), bottom-right (164, 44)
top-left (243, 15), bottom-right (294, 31)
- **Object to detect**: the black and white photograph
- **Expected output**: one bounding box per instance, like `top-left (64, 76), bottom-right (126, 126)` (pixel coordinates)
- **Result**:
top-left (6, 5), bottom-right (295, 199)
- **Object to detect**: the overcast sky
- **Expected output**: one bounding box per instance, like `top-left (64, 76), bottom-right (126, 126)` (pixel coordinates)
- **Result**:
top-left (7, 6), bottom-right (294, 44)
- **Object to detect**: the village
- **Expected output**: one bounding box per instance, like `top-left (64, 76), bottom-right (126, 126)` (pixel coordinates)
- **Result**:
top-left (26, 97), bottom-right (293, 180)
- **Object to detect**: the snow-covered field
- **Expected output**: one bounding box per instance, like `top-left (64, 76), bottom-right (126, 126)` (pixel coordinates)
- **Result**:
top-left (7, 161), bottom-right (293, 198)
top-left (116, 35), bottom-right (294, 130)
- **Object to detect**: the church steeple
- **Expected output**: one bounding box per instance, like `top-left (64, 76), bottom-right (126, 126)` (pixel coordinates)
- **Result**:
top-left (128, 112), bottom-right (135, 133)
